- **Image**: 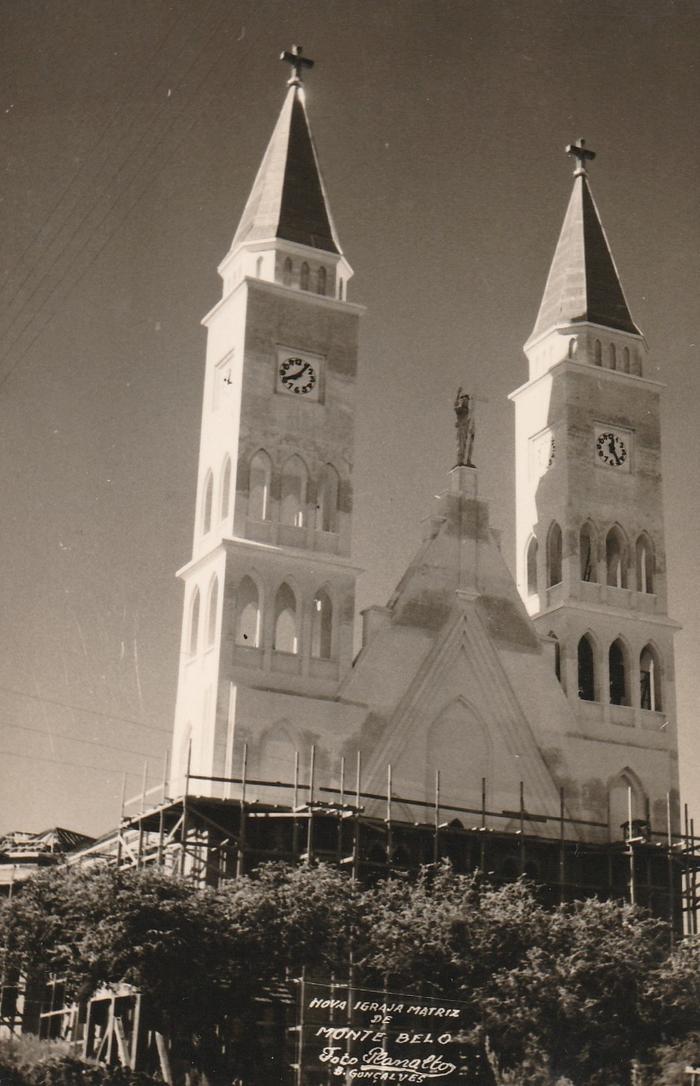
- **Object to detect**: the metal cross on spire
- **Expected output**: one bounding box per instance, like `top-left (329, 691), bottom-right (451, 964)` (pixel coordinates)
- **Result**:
top-left (280, 44), bottom-right (314, 87)
top-left (566, 137), bottom-right (596, 177)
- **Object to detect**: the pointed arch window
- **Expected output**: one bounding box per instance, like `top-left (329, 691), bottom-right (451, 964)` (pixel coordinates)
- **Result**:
top-left (338, 277), bottom-right (344, 300)
top-left (202, 472), bottom-right (214, 535)
top-left (249, 451), bottom-right (272, 521)
top-left (606, 527), bottom-right (628, 588)
top-left (609, 638), bottom-right (628, 705)
top-left (609, 344), bottom-right (617, 370)
top-left (281, 456), bottom-right (307, 527)
top-left (640, 645), bottom-right (662, 711)
top-left (273, 583), bottom-right (298, 654)
top-left (549, 631), bottom-right (562, 685)
top-left (300, 262), bottom-right (310, 291)
top-left (547, 522), bottom-right (562, 587)
top-left (255, 256), bottom-right (263, 278)
top-left (636, 534), bottom-right (654, 594)
top-left (206, 576), bottom-right (219, 647)
top-left (577, 635), bottom-right (595, 701)
top-left (316, 464), bottom-right (340, 533)
top-left (235, 576), bottom-right (261, 648)
top-left (317, 266), bottom-right (327, 296)
top-left (283, 258), bottom-right (293, 287)
top-left (594, 340), bottom-right (602, 365)
top-left (580, 522), bottom-right (596, 582)
top-left (609, 772), bottom-right (646, 840)
top-left (311, 589), bottom-right (333, 659)
top-left (622, 346), bottom-right (630, 373)
top-left (221, 456), bottom-right (232, 520)
top-left (526, 537), bottom-right (538, 596)
top-left (188, 588), bottom-right (201, 656)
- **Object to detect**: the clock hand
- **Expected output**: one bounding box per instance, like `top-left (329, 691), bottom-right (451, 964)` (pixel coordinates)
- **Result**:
top-left (287, 367), bottom-right (306, 381)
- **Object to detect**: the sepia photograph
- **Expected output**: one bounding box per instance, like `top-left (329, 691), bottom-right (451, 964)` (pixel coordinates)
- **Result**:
top-left (1, 2), bottom-right (699, 1084)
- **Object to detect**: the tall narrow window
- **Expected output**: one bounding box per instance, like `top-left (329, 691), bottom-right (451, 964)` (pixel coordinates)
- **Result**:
top-left (622, 346), bottom-right (630, 373)
top-left (236, 576), bottom-right (260, 648)
top-left (640, 645), bottom-right (662, 711)
top-left (249, 451), bottom-right (272, 521)
top-left (577, 635), bottom-right (595, 701)
top-left (202, 472), bottom-right (214, 534)
top-left (188, 588), bottom-right (200, 656)
top-left (300, 262), bottom-right (310, 291)
top-left (311, 589), bottom-right (333, 659)
top-left (549, 631), bottom-right (562, 685)
top-left (606, 527), bottom-right (627, 588)
top-left (273, 583), bottom-right (298, 653)
top-left (255, 256), bottom-right (263, 278)
top-left (317, 266), bottom-right (327, 296)
top-left (283, 258), bottom-right (293, 286)
top-left (526, 537), bottom-right (538, 596)
top-left (609, 639), bottom-right (628, 705)
top-left (609, 772), bottom-right (645, 840)
top-left (281, 456), bottom-right (307, 527)
top-left (580, 522), bottom-right (596, 582)
top-left (594, 340), bottom-right (602, 365)
top-left (316, 465), bottom-right (340, 532)
top-left (636, 534), bottom-right (654, 593)
top-left (338, 277), bottom-right (344, 300)
top-left (609, 344), bottom-right (617, 370)
top-left (547, 522), bottom-right (562, 587)
top-left (206, 577), bottom-right (219, 647)
top-left (568, 338), bottom-right (576, 359)
top-left (221, 456), bottom-right (231, 520)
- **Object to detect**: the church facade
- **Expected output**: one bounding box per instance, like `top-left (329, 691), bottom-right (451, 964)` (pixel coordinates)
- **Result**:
top-left (167, 53), bottom-right (681, 888)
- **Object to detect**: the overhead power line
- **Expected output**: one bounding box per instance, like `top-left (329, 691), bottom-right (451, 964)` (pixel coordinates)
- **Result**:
top-left (0, 684), bottom-right (170, 733)
top-left (5, 720), bottom-right (167, 761)
top-left (1, 748), bottom-right (158, 780)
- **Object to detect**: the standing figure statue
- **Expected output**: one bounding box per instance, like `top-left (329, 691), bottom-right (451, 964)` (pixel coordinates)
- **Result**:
top-left (454, 387), bottom-right (476, 467)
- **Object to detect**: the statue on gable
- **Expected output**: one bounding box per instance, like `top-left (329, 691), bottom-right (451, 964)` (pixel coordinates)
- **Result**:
top-left (454, 387), bottom-right (476, 467)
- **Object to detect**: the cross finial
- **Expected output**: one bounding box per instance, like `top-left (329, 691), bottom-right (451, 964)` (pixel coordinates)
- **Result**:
top-left (566, 137), bottom-right (596, 177)
top-left (280, 44), bottom-right (314, 87)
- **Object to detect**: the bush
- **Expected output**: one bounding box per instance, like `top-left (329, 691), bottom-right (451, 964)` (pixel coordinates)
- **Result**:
top-left (25, 1055), bottom-right (102, 1086)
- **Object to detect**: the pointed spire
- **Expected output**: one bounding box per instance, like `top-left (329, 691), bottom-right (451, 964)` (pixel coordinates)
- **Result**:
top-left (230, 48), bottom-right (341, 256)
top-left (528, 141), bottom-right (640, 344)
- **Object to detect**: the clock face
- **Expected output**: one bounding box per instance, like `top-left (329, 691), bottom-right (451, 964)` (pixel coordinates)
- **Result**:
top-left (596, 430), bottom-right (628, 468)
top-left (279, 356), bottom-right (317, 396)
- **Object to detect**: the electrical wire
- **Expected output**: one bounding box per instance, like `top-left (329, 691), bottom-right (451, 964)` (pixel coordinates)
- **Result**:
top-left (0, 684), bottom-right (170, 733)
top-left (5, 720), bottom-right (167, 761)
top-left (1, 749), bottom-right (158, 780)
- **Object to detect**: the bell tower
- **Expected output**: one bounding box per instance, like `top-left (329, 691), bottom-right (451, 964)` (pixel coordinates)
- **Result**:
top-left (171, 49), bottom-right (363, 791)
top-left (510, 141), bottom-right (680, 833)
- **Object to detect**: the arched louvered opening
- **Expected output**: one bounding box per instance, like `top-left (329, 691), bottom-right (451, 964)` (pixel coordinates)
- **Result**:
top-left (317, 266), bottom-right (327, 296)
top-left (274, 583), bottom-right (298, 654)
top-left (594, 340), bottom-right (602, 365)
top-left (311, 589), bottom-right (333, 659)
top-left (206, 577), bottom-right (219, 647)
top-left (300, 262), bottom-right (310, 291)
top-left (606, 527), bottom-right (628, 588)
top-left (609, 638), bottom-right (629, 705)
top-left (220, 456), bottom-right (231, 520)
top-left (235, 576), bottom-right (261, 648)
top-left (202, 472), bottom-right (214, 535)
top-left (315, 464), bottom-right (340, 533)
top-left (526, 537), bottom-right (538, 596)
top-left (636, 534), bottom-right (654, 594)
top-left (547, 522), bottom-right (562, 587)
top-left (281, 456), bottom-right (308, 527)
top-left (283, 258), bottom-right (292, 286)
top-left (188, 588), bottom-right (200, 656)
top-left (640, 645), bottom-right (662, 711)
top-left (580, 521), bottom-right (597, 582)
top-left (577, 635), bottom-right (595, 701)
top-left (249, 450), bottom-right (272, 521)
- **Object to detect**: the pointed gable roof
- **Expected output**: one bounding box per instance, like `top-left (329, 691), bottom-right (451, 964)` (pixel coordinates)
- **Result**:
top-left (230, 86), bottom-right (341, 255)
top-left (529, 174), bottom-right (640, 343)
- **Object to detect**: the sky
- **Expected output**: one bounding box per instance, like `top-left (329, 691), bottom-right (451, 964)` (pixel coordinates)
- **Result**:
top-left (1, 0), bottom-right (699, 837)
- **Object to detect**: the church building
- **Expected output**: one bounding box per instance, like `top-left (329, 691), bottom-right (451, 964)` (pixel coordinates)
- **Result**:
top-left (167, 48), bottom-right (680, 879)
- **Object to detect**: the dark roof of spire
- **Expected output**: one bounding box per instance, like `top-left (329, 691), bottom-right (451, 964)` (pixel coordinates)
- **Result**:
top-left (529, 174), bottom-right (640, 342)
top-left (231, 86), bottom-right (340, 255)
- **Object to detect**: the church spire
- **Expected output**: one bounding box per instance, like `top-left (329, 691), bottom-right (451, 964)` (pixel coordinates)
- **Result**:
top-left (229, 46), bottom-right (341, 257)
top-left (527, 139), bottom-right (640, 345)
